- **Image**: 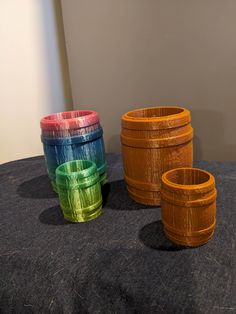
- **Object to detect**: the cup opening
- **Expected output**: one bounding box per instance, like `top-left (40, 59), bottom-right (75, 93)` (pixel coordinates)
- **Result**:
top-left (165, 168), bottom-right (210, 186)
top-left (59, 160), bottom-right (92, 174)
top-left (127, 107), bottom-right (184, 118)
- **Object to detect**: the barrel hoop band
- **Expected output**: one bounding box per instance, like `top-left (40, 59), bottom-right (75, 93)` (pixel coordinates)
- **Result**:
top-left (97, 162), bottom-right (107, 175)
top-left (163, 220), bottom-right (216, 237)
top-left (127, 186), bottom-right (160, 203)
top-left (121, 129), bottom-right (193, 149)
top-left (100, 173), bottom-right (108, 186)
top-left (62, 198), bottom-right (102, 214)
top-left (57, 173), bottom-right (100, 190)
top-left (125, 175), bottom-right (160, 192)
top-left (161, 189), bottom-right (217, 207)
top-left (41, 128), bottom-right (103, 146)
top-left (63, 206), bottom-right (102, 222)
top-left (161, 181), bottom-right (215, 195)
top-left (122, 118), bottom-right (190, 131)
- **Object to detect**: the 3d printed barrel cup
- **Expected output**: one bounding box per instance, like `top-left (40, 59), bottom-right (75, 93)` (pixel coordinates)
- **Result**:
top-left (121, 106), bottom-right (193, 205)
top-left (40, 110), bottom-right (107, 192)
top-left (56, 160), bottom-right (102, 222)
top-left (161, 168), bottom-right (217, 247)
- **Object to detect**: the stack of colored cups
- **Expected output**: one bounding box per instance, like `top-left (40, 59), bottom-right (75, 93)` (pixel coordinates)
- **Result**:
top-left (40, 110), bottom-right (107, 192)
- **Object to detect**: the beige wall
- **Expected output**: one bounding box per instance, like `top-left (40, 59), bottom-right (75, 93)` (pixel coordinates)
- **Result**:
top-left (0, 0), bottom-right (72, 164)
top-left (62, 0), bottom-right (236, 161)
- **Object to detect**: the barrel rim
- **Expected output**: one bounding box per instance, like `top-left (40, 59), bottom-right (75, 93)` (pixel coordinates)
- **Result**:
top-left (122, 106), bottom-right (191, 130)
top-left (162, 167), bottom-right (215, 191)
top-left (40, 110), bottom-right (99, 131)
top-left (41, 127), bottom-right (103, 146)
top-left (56, 160), bottom-right (97, 180)
top-left (124, 106), bottom-right (186, 119)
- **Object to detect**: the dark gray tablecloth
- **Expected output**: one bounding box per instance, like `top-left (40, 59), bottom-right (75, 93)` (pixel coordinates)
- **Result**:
top-left (0, 154), bottom-right (235, 314)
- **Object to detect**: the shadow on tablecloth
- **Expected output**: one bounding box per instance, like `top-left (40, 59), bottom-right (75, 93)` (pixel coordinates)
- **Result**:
top-left (38, 179), bottom-right (155, 225)
top-left (139, 220), bottom-right (186, 252)
top-left (102, 180), bottom-right (153, 211)
top-left (39, 205), bottom-right (69, 225)
top-left (17, 174), bottom-right (56, 199)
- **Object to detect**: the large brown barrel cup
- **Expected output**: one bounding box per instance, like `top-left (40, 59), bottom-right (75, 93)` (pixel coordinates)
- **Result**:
top-left (161, 168), bottom-right (217, 247)
top-left (121, 107), bottom-right (193, 205)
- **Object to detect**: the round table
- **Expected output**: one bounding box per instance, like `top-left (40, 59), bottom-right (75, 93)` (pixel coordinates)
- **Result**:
top-left (0, 154), bottom-right (235, 313)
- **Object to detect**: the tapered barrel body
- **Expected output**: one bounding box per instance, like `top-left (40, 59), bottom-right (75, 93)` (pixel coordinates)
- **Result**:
top-left (56, 160), bottom-right (102, 222)
top-left (161, 168), bottom-right (217, 247)
top-left (121, 106), bottom-right (193, 205)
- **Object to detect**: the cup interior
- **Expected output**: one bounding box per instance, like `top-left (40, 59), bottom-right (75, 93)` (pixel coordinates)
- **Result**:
top-left (58, 160), bottom-right (92, 174)
top-left (127, 107), bottom-right (184, 118)
top-left (165, 168), bottom-right (210, 186)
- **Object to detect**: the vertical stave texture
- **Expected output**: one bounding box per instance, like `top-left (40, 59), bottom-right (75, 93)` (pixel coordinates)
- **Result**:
top-left (161, 168), bottom-right (217, 247)
top-left (40, 110), bottom-right (107, 190)
top-left (56, 160), bottom-right (102, 222)
top-left (121, 106), bottom-right (193, 205)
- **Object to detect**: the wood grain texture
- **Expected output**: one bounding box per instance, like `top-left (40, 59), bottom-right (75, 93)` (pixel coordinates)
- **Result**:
top-left (161, 168), bottom-right (217, 247)
top-left (121, 106), bottom-right (193, 205)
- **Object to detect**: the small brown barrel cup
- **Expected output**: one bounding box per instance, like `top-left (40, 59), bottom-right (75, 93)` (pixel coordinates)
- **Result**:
top-left (121, 106), bottom-right (193, 205)
top-left (161, 168), bottom-right (217, 247)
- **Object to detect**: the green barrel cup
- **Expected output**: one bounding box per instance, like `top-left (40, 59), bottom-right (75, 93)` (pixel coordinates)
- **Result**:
top-left (56, 160), bottom-right (103, 222)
